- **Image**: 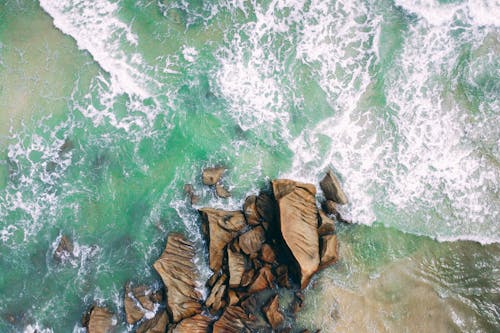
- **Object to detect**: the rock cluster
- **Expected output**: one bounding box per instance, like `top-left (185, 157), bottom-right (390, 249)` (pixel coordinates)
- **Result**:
top-left (81, 169), bottom-right (348, 332)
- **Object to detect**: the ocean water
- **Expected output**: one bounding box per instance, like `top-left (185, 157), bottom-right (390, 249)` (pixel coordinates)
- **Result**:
top-left (0, 0), bottom-right (498, 332)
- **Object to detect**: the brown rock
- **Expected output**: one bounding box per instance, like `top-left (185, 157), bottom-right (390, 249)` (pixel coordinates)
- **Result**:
top-left (318, 211), bottom-right (335, 236)
top-left (272, 179), bottom-right (320, 289)
top-left (153, 234), bottom-right (202, 323)
top-left (243, 195), bottom-right (260, 226)
top-left (227, 290), bottom-right (240, 305)
top-left (213, 306), bottom-right (251, 333)
top-left (206, 274), bottom-right (227, 313)
top-left (260, 244), bottom-right (276, 264)
top-left (322, 200), bottom-right (337, 215)
top-left (202, 167), bottom-right (225, 185)
top-left (207, 273), bottom-right (220, 289)
top-left (292, 292), bottom-right (305, 314)
top-left (136, 311), bottom-right (168, 333)
top-left (256, 192), bottom-right (276, 223)
top-left (275, 265), bottom-right (290, 289)
top-left (228, 247), bottom-right (246, 288)
top-left (53, 235), bottom-right (73, 262)
top-left (82, 306), bottom-right (114, 333)
top-left (171, 314), bottom-right (212, 333)
top-left (199, 208), bottom-right (247, 272)
top-left (262, 295), bottom-right (284, 330)
top-left (319, 234), bottom-right (338, 268)
top-left (320, 170), bottom-right (348, 205)
top-left (216, 184), bottom-right (231, 198)
top-left (248, 266), bottom-right (274, 293)
top-left (183, 184), bottom-right (200, 205)
top-left (124, 283), bottom-right (145, 324)
top-left (240, 268), bottom-right (255, 288)
top-left (239, 226), bottom-right (265, 257)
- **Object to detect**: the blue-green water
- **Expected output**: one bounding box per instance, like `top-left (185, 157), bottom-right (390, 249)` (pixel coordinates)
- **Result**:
top-left (0, 0), bottom-right (499, 332)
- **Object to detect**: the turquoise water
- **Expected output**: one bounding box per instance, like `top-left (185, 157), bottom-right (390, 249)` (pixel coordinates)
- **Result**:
top-left (0, 0), bottom-right (499, 331)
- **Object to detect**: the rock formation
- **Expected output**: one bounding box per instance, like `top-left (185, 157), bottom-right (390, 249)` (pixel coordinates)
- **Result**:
top-left (320, 169), bottom-right (348, 205)
top-left (82, 306), bottom-right (115, 333)
top-left (202, 167), bottom-right (225, 185)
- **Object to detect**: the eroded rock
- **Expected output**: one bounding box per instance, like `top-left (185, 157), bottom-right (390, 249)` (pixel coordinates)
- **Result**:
top-left (248, 266), bottom-right (274, 293)
top-left (53, 235), bottom-right (73, 262)
top-left (260, 244), bottom-right (276, 264)
top-left (262, 294), bottom-right (284, 330)
top-left (206, 274), bottom-right (227, 313)
top-left (228, 247), bottom-right (246, 288)
top-left (212, 306), bottom-right (252, 333)
top-left (243, 195), bottom-right (260, 226)
top-left (202, 167), bottom-right (225, 185)
top-left (153, 234), bottom-right (202, 323)
top-left (272, 179), bottom-right (320, 289)
top-left (82, 306), bottom-right (115, 333)
top-left (239, 226), bottom-right (265, 257)
top-left (216, 183), bottom-right (231, 198)
top-left (136, 311), bottom-right (168, 333)
top-left (320, 170), bottom-right (348, 205)
top-left (319, 234), bottom-right (338, 268)
top-left (171, 314), bottom-right (212, 333)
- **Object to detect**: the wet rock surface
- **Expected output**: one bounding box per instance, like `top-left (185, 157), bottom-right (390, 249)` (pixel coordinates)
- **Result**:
top-left (82, 306), bottom-right (115, 333)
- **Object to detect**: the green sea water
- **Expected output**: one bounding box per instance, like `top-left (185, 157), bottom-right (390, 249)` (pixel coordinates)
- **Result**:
top-left (0, 0), bottom-right (499, 332)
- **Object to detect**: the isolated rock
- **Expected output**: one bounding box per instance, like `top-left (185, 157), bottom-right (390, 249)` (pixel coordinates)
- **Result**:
top-left (136, 311), bottom-right (168, 333)
top-left (228, 247), bottom-right (246, 288)
top-left (262, 294), bottom-right (284, 330)
top-left (171, 314), bottom-right (212, 333)
top-left (183, 184), bottom-right (200, 205)
top-left (153, 233), bottom-right (202, 323)
top-left (202, 167), bottom-right (225, 185)
top-left (82, 306), bottom-right (114, 333)
top-left (320, 170), bottom-right (348, 205)
top-left (199, 208), bottom-right (247, 272)
top-left (319, 234), bottom-right (338, 268)
top-left (272, 179), bottom-right (320, 289)
top-left (239, 226), bottom-right (265, 257)
top-left (216, 184), bottom-right (231, 198)
top-left (243, 195), bottom-right (260, 225)
top-left (53, 235), bottom-right (73, 262)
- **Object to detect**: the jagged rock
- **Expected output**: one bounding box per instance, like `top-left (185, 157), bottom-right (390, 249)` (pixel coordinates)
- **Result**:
top-left (243, 195), bottom-right (260, 226)
top-left (319, 234), bottom-right (338, 268)
top-left (262, 295), bottom-right (284, 330)
top-left (228, 247), bottom-right (246, 288)
top-left (216, 184), bottom-right (231, 198)
top-left (171, 314), bottom-right (212, 333)
top-left (206, 274), bottom-right (227, 313)
top-left (272, 179), bottom-right (320, 289)
top-left (124, 283), bottom-right (145, 324)
top-left (53, 235), bottom-right (73, 262)
top-left (82, 306), bottom-right (114, 333)
top-left (248, 266), bottom-right (274, 293)
top-left (322, 200), bottom-right (337, 215)
top-left (256, 192), bottom-right (276, 223)
top-left (275, 265), bottom-right (290, 289)
top-left (318, 211), bottom-right (335, 236)
top-left (202, 167), bottom-right (225, 185)
top-left (239, 226), bottom-right (265, 257)
top-left (260, 244), bottom-right (276, 264)
top-left (136, 311), bottom-right (168, 333)
top-left (199, 208), bottom-right (247, 272)
top-left (153, 234), bottom-right (202, 323)
top-left (320, 170), bottom-right (348, 205)
top-left (183, 184), bottom-right (200, 205)
top-left (213, 306), bottom-right (252, 333)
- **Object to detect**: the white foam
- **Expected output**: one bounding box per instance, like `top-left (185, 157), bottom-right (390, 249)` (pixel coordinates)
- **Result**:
top-left (39, 0), bottom-right (161, 98)
top-left (182, 46), bottom-right (198, 63)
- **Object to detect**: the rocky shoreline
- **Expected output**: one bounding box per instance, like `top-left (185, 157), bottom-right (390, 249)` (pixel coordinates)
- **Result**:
top-left (77, 167), bottom-right (349, 332)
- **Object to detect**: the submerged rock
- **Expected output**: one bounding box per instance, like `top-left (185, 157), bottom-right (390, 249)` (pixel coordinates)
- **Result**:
top-left (199, 208), bottom-right (247, 273)
top-left (82, 306), bottom-right (115, 333)
top-left (262, 294), bottom-right (284, 330)
top-left (272, 179), bottom-right (320, 289)
top-left (153, 233), bottom-right (202, 323)
top-left (320, 170), bottom-right (348, 205)
top-left (183, 184), bottom-right (200, 205)
top-left (215, 183), bottom-right (231, 198)
top-left (53, 235), bottom-right (73, 262)
top-left (202, 167), bottom-right (225, 185)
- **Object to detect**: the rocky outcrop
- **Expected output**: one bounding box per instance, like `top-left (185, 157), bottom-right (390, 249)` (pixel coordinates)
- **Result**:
top-left (136, 311), bottom-right (168, 333)
top-left (171, 314), bottom-right (212, 333)
top-left (199, 208), bottom-right (247, 273)
top-left (153, 234), bottom-right (202, 323)
top-left (320, 170), bottom-right (348, 205)
top-left (124, 283), bottom-right (161, 325)
top-left (82, 306), bottom-right (114, 333)
top-left (262, 294), bottom-right (284, 330)
top-left (202, 167), bottom-right (225, 185)
top-left (272, 179), bottom-right (320, 289)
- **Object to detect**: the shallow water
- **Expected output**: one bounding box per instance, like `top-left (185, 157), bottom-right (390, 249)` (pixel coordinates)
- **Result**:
top-left (0, 0), bottom-right (498, 332)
